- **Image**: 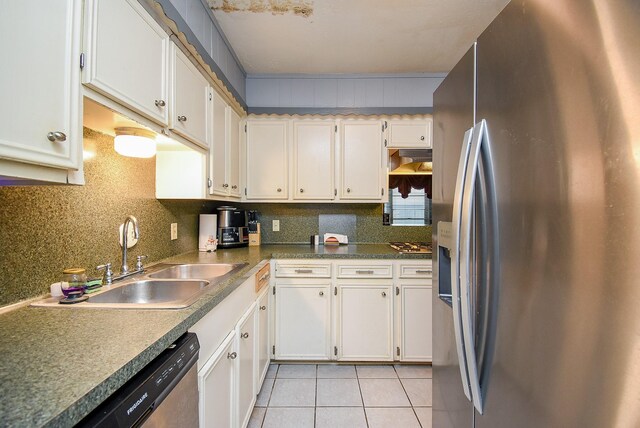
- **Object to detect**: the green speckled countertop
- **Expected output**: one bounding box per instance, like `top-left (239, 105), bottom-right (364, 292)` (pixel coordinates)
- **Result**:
top-left (0, 245), bottom-right (430, 427)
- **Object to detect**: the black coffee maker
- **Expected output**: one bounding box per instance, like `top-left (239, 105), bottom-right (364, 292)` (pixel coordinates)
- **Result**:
top-left (216, 206), bottom-right (248, 248)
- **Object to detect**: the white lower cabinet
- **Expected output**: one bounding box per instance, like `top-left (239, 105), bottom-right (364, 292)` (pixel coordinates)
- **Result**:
top-left (274, 282), bottom-right (331, 360)
top-left (337, 284), bottom-right (394, 361)
top-left (399, 284), bottom-right (433, 361)
top-left (198, 330), bottom-right (236, 428)
top-left (256, 288), bottom-right (270, 387)
top-left (273, 259), bottom-right (432, 363)
top-left (236, 303), bottom-right (257, 428)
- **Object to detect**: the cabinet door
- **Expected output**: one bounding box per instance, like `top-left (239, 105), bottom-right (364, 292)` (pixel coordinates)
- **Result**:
top-left (400, 285), bottom-right (432, 361)
top-left (256, 289), bottom-right (270, 388)
top-left (237, 304), bottom-right (257, 428)
top-left (275, 283), bottom-right (331, 360)
top-left (84, 0), bottom-right (169, 125)
top-left (387, 119), bottom-right (433, 148)
top-left (170, 45), bottom-right (209, 148)
top-left (227, 108), bottom-right (241, 197)
top-left (246, 121), bottom-right (288, 200)
top-left (340, 121), bottom-right (383, 200)
top-left (0, 0), bottom-right (82, 170)
top-left (209, 91), bottom-right (228, 196)
top-left (337, 284), bottom-right (394, 361)
top-left (199, 331), bottom-right (236, 428)
top-left (293, 121), bottom-right (335, 200)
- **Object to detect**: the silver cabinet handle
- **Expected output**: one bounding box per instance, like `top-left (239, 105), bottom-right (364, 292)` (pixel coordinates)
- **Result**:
top-left (319, 291), bottom-right (324, 296)
top-left (294, 269), bottom-right (313, 274)
top-left (155, 99), bottom-right (166, 107)
top-left (381, 291), bottom-right (387, 297)
top-left (177, 115), bottom-right (187, 122)
top-left (260, 305), bottom-right (266, 310)
top-left (241, 332), bottom-right (249, 339)
top-left (208, 178), bottom-right (212, 188)
top-left (421, 136), bottom-right (425, 141)
top-left (227, 352), bottom-right (237, 359)
top-left (356, 270), bottom-right (374, 275)
top-left (346, 188), bottom-right (351, 193)
top-left (277, 188), bottom-right (282, 192)
top-left (47, 131), bottom-right (67, 142)
top-left (300, 188), bottom-right (304, 193)
top-left (416, 270), bottom-right (433, 274)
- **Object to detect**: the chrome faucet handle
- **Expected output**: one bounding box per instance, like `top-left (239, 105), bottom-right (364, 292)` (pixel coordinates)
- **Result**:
top-left (135, 255), bottom-right (148, 271)
top-left (96, 263), bottom-right (113, 285)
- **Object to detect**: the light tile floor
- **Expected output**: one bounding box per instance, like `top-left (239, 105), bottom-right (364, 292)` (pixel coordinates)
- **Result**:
top-left (248, 364), bottom-right (432, 428)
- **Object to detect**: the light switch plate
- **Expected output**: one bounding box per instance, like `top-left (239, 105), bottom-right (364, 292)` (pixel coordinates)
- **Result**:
top-left (272, 219), bottom-right (280, 232)
top-left (171, 223), bottom-right (178, 240)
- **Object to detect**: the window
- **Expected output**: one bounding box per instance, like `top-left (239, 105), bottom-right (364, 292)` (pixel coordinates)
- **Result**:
top-left (384, 187), bottom-right (432, 226)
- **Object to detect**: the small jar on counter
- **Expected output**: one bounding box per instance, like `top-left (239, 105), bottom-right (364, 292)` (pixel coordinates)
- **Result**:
top-left (61, 268), bottom-right (87, 298)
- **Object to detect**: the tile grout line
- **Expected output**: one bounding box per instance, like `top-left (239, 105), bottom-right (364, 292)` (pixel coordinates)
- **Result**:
top-left (355, 365), bottom-right (370, 428)
top-left (314, 364), bottom-right (318, 428)
top-left (261, 364), bottom-right (279, 428)
top-left (394, 365), bottom-right (423, 428)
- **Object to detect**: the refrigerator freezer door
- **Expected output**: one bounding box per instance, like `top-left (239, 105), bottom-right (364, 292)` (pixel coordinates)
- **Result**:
top-left (474, 1), bottom-right (640, 427)
top-left (432, 44), bottom-right (476, 428)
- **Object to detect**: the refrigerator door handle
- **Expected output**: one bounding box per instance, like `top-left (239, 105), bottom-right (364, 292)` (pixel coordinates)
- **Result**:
top-left (460, 119), bottom-right (491, 414)
top-left (450, 127), bottom-right (475, 402)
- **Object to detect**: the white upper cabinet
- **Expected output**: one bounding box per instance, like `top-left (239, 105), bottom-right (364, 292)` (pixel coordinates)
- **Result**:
top-left (340, 121), bottom-right (384, 200)
top-left (0, 0), bottom-right (82, 178)
top-left (170, 44), bottom-right (210, 148)
top-left (227, 108), bottom-right (241, 197)
top-left (83, 0), bottom-right (170, 126)
top-left (208, 93), bottom-right (240, 199)
top-left (245, 120), bottom-right (288, 200)
top-left (209, 91), bottom-right (228, 196)
top-left (387, 118), bottom-right (433, 148)
top-left (293, 121), bottom-right (335, 200)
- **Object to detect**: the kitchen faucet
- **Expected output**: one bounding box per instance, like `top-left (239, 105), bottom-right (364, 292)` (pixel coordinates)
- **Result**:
top-left (121, 215), bottom-right (139, 275)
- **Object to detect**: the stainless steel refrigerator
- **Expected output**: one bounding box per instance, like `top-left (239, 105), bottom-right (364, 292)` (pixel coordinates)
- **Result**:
top-left (432, 1), bottom-right (640, 427)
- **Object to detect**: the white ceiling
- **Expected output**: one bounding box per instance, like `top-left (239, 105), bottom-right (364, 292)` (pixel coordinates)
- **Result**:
top-left (208, 0), bottom-right (510, 74)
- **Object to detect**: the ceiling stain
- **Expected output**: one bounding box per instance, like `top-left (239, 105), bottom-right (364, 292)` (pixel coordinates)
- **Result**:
top-left (208, 0), bottom-right (313, 17)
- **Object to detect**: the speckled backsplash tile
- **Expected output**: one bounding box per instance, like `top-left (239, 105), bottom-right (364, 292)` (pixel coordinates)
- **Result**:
top-left (238, 203), bottom-right (431, 244)
top-left (0, 128), bottom-right (211, 307)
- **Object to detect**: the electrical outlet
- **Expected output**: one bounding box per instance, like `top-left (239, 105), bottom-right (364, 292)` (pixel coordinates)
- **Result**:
top-left (171, 223), bottom-right (178, 240)
top-left (272, 219), bottom-right (280, 232)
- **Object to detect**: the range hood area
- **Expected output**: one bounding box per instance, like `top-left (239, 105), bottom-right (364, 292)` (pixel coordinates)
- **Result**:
top-left (388, 149), bottom-right (432, 199)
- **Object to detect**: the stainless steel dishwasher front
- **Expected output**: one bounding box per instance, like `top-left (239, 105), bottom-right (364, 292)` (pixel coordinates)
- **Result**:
top-left (79, 333), bottom-right (200, 428)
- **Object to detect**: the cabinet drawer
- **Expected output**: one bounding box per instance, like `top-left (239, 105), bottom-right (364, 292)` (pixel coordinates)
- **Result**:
top-left (275, 263), bottom-right (331, 278)
top-left (399, 264), bottom-right (433, 278)
top-left (337, 264), bottom-right (392, 279)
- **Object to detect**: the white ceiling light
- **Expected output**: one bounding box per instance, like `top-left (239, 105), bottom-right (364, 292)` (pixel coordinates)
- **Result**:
top-left (114, 127), bottom-right (157, 158)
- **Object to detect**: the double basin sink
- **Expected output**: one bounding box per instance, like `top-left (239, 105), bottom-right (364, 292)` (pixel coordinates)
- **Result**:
top-left (32, 263), bottom-right (248, 309)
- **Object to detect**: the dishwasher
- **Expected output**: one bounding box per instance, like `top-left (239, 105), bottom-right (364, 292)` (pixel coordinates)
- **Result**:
top-left (79, 333), bottom-right (200, 428)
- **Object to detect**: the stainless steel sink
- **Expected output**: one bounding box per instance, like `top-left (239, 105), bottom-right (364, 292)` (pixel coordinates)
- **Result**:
top-left (148, 263), bottom-right (242, 280)
top-left (87, 280), bottom-right (210, 307)
top-left (31, 262), bottom-right (249, 309)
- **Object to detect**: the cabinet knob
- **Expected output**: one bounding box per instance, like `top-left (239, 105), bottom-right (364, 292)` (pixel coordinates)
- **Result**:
top-left (277, 188), bottom-right (282, 192)
top-left (227, 351), bottom-right (237, 359)
top-left (381, 291), bottom-right (387, 297)
top-left (232, 185), bottom-right (237, 189)
top-left (260, 305), bottom-right (266, 310)
top-left (223, 183), bottom-right (229, 188)
top-left (47, 131), bottom-right (67, 142)
top-left (241, 332), bottom-right (249, 339)
top-left (299, 188), bottom-right (304, 193)
top-left (178, 115), bottom-right (187, 122)
top-left (208, 178), bottom-right (212, 188)
top-left (319, 291), bottom-right (324, 296)
top-left (154, 99), bottom-right (166, 107)
top-left (420, 135), bottom-right (425, 141)
top-left (346, 188), bottom-right (351, 193)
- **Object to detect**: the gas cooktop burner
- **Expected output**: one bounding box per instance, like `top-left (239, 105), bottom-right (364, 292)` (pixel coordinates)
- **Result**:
top-left (389, 242), bottom-right (432, 253)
